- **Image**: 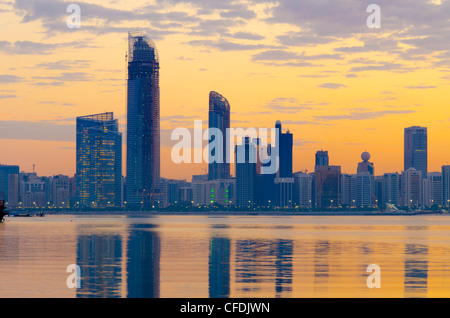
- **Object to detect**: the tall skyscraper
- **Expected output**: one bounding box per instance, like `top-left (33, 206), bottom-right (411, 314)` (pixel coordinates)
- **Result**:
top-left (275, 121), bottom-right (293, 178)
top-left (442, 166), bottom-right (450, 207)
top-left (126, 31), bottom-right (160, 208)
top-left (208, 91), bottom-right (230, 180)
top-left (76, 112), bottom-right (122, 208)
top-left (404, 126), bottom-right (427, 178)
top-left (0, 165), bottom-right (19, 205)
top-left (235, 137), bottom-right (257, 207)
top-left (315, 150), bottom-right (329, 167)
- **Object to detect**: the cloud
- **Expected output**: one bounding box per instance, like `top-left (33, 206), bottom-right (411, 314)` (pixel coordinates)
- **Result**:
top-left (36, 60), bottom-right (91, 70)
top-left (277, 34), bottom-right (336, 46)
top-left (225, 31), bottom-right (265, 41)
top-left (283, 120), bottom-right (330, 126)
top-left (314, 109), bottom-right (416, 121)
top-left (32, 81), bottom-right (65, 86)
top-left (0, 94), bottom-right (17, 99)
top-left (0, 75), bottom-right (23, 83)
top-left (262, 97), bottom-right (328, 114)
top-left (349, 62), bottom-right (411, 73)
top-left (39, 101), bottom-right (78, 106)
top-left (0, 120), bottom-right (74, 142)
top-left (405, 85), bottom-right (437, 89)
top-left (318, 83), bottom-right (346, 89)
top-left (32, 72), bottom-right (94, 82)
top-left (186, 39), bottom-right (277, 51)
top-left (0, 40), bottom-right (95, 55)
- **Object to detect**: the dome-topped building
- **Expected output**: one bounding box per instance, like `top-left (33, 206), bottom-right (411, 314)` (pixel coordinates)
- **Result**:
top-left (357, 151), bottom-right (374, 175)
top-left (361, 151), bottom-right (371, 162)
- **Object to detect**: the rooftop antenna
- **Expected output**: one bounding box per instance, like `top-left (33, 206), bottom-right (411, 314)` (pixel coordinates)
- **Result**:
top-left (32, 164), bottom-right (36, 173)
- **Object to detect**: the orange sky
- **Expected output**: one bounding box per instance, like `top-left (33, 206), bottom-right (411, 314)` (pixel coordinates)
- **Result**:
top-left (1, 0), bottom-right (449, 181)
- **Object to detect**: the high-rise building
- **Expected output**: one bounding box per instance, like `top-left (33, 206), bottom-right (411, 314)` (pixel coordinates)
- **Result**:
top-left (275, 121), bottom-right (293, 178)
top-left (293, 172), bottom-right (313, 208)
top-left (274, 178), bottom-right (294, 208)
top-left (52, 174), bottom-right (70, 208)
top-left (0, 165), bottom-right (19, 204)
top-left (401, 168), bottom-right (422, 209)
top-left (76, 112), bottom-right (122, 208)
top-left (315, 150), bottom-right (329, 167)
top-left (192, 174), bottom-right (208, 205)
top-left (126, 31), bottom-right (160, 208)
top-left (315, 165), bottom-right (341, 209)
top-left (235, 137), bottom-right (257, 207)
top-left (374, 176), bottom-right (383, 209)
top-left (423, 172), bottom-right (443, 207)
top-left (341, 173), bottom-right (354, 207)
top-left (383, 173), bottom-right (400, 206)
top-left (404, 126), bottom-right (427, 179)
top-left (357, 151), bottom-right (374, 175)
top-left (443, 165), bottom-right (450, 207)
top-left (353, 173), bottom-right (374, 208)
top-left (208, 91), bottom-right (230, 180)
top-left (7, 174), bottom-right (19, 207)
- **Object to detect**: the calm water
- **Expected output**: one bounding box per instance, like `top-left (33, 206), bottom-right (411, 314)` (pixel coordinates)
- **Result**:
top-left (1, 214), bottom-right (450, 298)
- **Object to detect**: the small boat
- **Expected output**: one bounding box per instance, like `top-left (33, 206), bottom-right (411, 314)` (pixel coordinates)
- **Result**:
top-left (14, 213), bottom-right (33, 217)
top-left (0, 198), bottom-right (8, 223)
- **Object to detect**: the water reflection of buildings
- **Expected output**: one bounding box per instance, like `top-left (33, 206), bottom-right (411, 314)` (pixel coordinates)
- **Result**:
top-left (209, 237), bottom-right (230, 298)
top-left (72, 219), bottom-right (450, 298)
top-left (76, 222), bottom-right (160, 298)
top-left (127, 224), bottom-right (160, 298)
top-left (233, 239), bottom-right (293, 297)
top-left (76, 230), bottom-right (124, 298)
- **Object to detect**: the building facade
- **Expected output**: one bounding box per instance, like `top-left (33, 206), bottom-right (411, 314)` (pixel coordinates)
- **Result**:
top-left (404, 126), bottom-right (427, 179)
top-left (208, 91), bottom-right (230, 181)
top-left (76, 112), bottom-right (122, 208)
top-left (126, 31), bottom-right (160, 208)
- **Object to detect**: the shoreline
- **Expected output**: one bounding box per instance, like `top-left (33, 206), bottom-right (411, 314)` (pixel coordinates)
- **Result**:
top-left (7, 210), bottom-right (447, 217)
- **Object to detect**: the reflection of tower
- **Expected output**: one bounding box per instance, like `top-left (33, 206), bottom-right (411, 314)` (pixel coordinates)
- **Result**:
top-left (208, 91), bottom-right (230, 180)
top-left (404, 243), bottom-right (428, 297)
top-left (76, 233), bottom-right (123, 298)
top-left (127, 224), bottom-right (160, 298)
top-left (275, 240), bottom-right (293, 297)
top-left (209, 237), bottom-right (230, 298)
top-left (313, 240), bottom-right (330, 292)
top-left (234, 239), bottom-right (293, 297)
top-left (126, 31), bottom-right (160, 208)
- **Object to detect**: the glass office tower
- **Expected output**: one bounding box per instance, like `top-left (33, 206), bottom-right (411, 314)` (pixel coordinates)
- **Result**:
top-left (208, 91), bottom-right (230, 180)
top-left (404, 126), bottom-right (427, 179)
top-left (275, 120), bottom-right (293, 178)
top-left (76, 112), bottom-right (122, 208)
top-left (126, 31), bottom-right (160, 208)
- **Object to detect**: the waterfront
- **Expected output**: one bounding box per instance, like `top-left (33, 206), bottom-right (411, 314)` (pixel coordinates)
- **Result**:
top-left (1, 215), bottom-right (450, 298)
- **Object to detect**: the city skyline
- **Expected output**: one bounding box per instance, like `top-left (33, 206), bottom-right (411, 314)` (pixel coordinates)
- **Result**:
top-left (1, 1), bottom-right (450, 180)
